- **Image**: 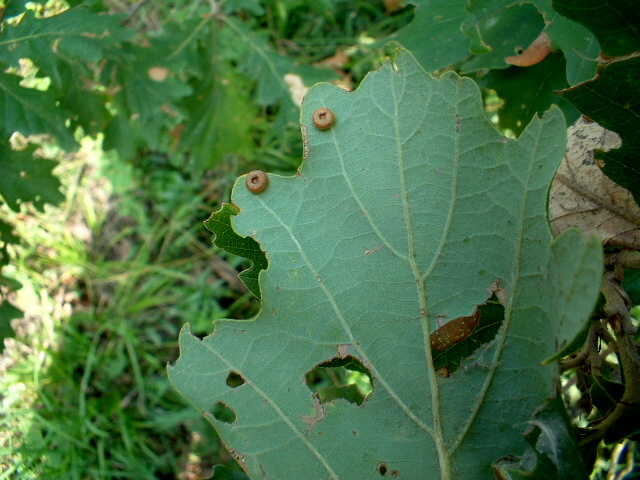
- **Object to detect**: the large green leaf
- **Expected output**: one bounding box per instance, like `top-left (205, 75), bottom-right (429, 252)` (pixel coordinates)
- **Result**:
top-left (179, 56), bottom-right (255, 173)
top-left (169, 50), bottom-right (602, 479)
top-left (462, 0), bottom-right (600, 84)
top-left (204, 203), bottom-right (267, 299)
top-left (552, 0), bottom-right (640, 58)
top-left (477, 51), bottom-right (578, 136)
top-left (0, 71), bottom-right (76, 149)
top-left (0, 7), bottom-right (130, 86)
top-left (461, 2), bottom-right (544, 71)
top-left (223, 17), bottom-right (338, 122)
top-left (387, 0), bottom-right (471, 72)
top-left (0, 143), bottom-right (64, 211)
top-left (493, 394), bottom-right (588, 478)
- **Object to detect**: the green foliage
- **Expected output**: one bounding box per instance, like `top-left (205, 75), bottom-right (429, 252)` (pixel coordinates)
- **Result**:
top-left (556, 0), bottom-right (640, 205)
top-left (1, 0), bottom-right (638, 477)
top-left (178, 58), bottom-right (255, 173)
top-left (204, 204), bottom-right (267, 299)
top-left (462, 2), bottom-right (545, 72)
top-left (0, 300), bottom-right (21, 353)
top-left (387, 0), bottom-right (471, 71)
top-left (170, 50), bottom-right (603, 479)
top-left (0, 72), bottom-right (76, 149)
top-left (552, 0), bottom-right (640, 58)
top-left (560, 57), bottom-right (640, 204)
top-left (0, 143), bottom-right (64, 212)
top-left (464, 0), bottom-right (600, 84)
top-left (0, 147), bottom-right (250, 478)
top-left (380, 0), bottom-right (602, 135)
top-left (477, 51), bottom-right (579, 135)
top-left (493, 395), bottom-right (588, 479)
top-left (0, 8), bottom-right (130, 86)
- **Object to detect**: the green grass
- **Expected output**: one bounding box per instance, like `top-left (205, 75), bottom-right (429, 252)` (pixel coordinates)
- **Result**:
top-left (0, 138), bottom-right (255, 479)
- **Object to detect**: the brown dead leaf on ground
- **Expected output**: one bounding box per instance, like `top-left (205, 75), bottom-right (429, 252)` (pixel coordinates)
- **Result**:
top-left (383, 0), bottom-right (403, 14)
top-left (313, 49), bottom-right (353, 91)
top-left (549, 117), bottom-right (640, 248)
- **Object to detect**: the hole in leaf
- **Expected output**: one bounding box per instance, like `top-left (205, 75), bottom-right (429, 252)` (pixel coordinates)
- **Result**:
top-left (377, 462), bottom-right (388, 475)
top-left (210, 401), bottom-right (236, 423)
top-left (431, 293), bottom-right (505, 376)
top-left (226, 371), bottom-right (245, 388)
top-left (305, 355), bottom-right (373, 405)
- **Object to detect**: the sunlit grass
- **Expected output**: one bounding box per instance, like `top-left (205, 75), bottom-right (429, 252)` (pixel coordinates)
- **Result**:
top-left (0, 136), bottom-right (250, 478)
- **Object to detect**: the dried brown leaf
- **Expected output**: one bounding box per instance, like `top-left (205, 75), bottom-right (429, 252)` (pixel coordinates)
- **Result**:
top-left (549, 117), bottom-right (640, 248)
top-left (505, 32), bottom-right (553, 67)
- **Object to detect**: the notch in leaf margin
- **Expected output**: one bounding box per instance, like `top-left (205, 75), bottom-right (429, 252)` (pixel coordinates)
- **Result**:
top-left (204, 202), bottom-right (267, 299)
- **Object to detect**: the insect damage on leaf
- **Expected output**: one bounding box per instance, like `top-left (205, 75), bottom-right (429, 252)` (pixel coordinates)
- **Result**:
top-left (245, 170), bottom-right (269, 193)
top-left (312, 107), bottom-right (336, 130)
top-left (376, 461), bottom-right (400, 477)
top-left (210, 401), bottom-right (237, 423)
top-left (225, 371), bottom-right (246, 388)
top-left (431, 294), bottom-right (505, 375)
top-left (430, 310), bottom-right (481, 351)
top-left (305, 355), bottom-right (373, 406)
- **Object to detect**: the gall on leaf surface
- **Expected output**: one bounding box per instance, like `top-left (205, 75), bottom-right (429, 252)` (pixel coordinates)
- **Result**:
top-left (169, 50), bottom-right (602, 479)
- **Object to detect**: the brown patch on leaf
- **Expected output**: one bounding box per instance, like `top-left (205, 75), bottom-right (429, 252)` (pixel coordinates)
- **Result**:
top-left (228, 449), bottom-right (246, 465)
top-left (488, 280), bottom-right (506, 306)
top-left (301, 125), bottom-right (310, 160)
top-left (337, 344), bottom-right (351, 358)
top-left (364, 245), bottom-right (382, 255)
top-left (301, 394), bottom-right (325, 432)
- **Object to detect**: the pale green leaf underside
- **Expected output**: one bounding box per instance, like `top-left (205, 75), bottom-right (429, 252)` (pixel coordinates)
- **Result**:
top-left (169, 50), bottom-right (602, 479)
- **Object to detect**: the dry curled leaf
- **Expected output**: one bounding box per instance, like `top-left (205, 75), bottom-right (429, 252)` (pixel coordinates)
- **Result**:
top-left (505, 32), bottom-right (552, 67)
top-left (549, 117), bottom-right (640, 248)
top-left (284, 73), bottom-right (309, 107)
